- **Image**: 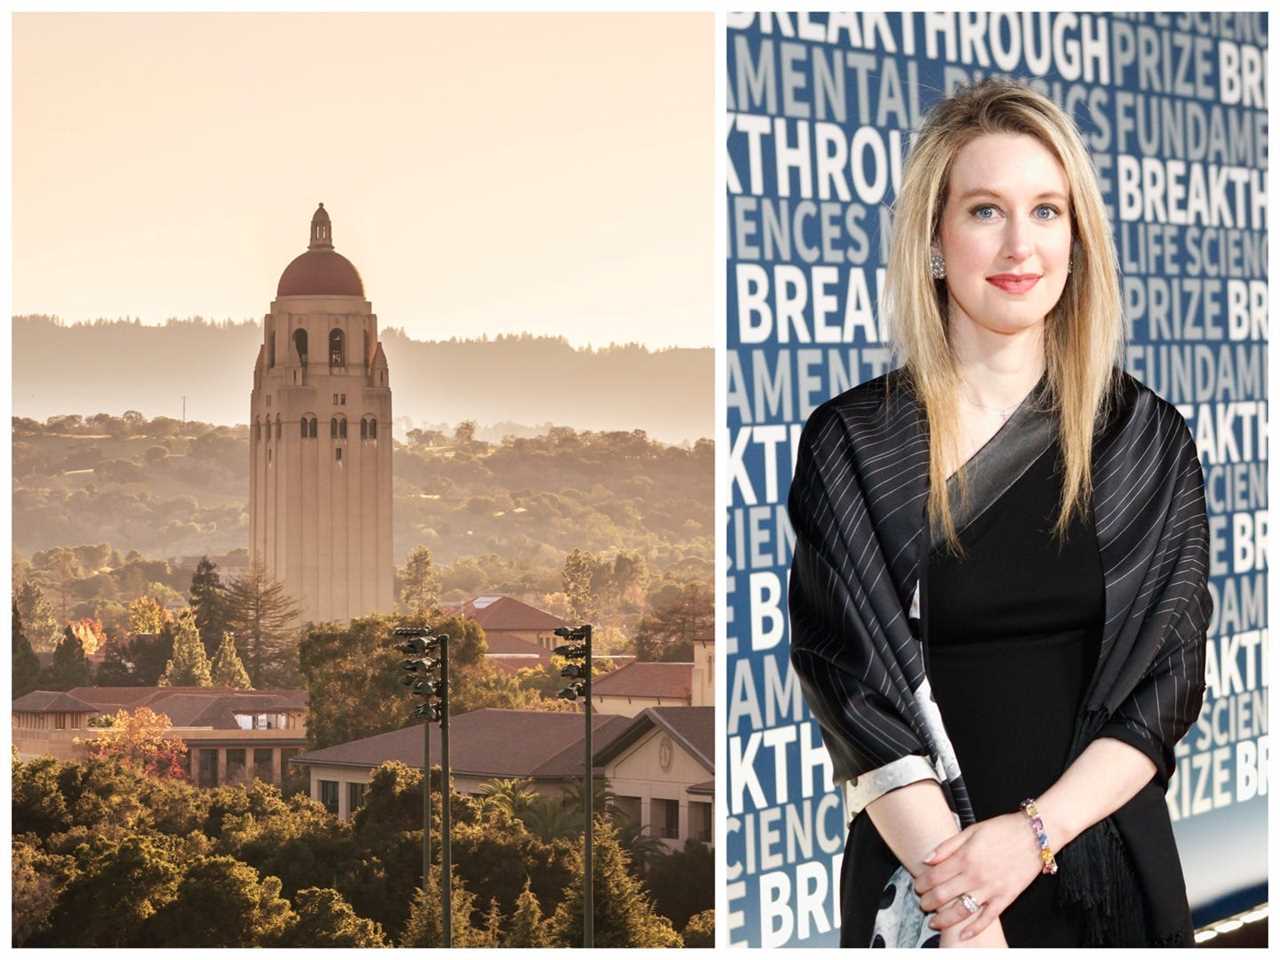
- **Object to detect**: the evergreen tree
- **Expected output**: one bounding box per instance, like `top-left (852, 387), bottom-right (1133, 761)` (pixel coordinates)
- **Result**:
top-left (682, 909), bottom-right (714, 947)
top-left (42, 625), bottom-right (92, 691)
top-left (504, 878), bottom-right (551, 947)
top-left (223, 562), bottom-right (302, 688)
top-left (94, 634), bottom-right (136, 686)
top-left (13, 601), bottom-right (44, 697)
top-left (189, 556), bottom-right (230, 658)
top-left (561, 549), bottom-right (600, 622)
top-left (210, 631), bottom-right (252, 689)
top-left (479, 897), bottom-right (503, 947)
top-left (128, 628), bottom-right (174, 686)
top-left (398, 545), bottom-right (441, 619)
top-left (16, 580), bottom-right (61, 652)
top-left (633, 581), bottom-right (713, 662)
top-left (399, 864), bottom-right (484, 947)
top-left (158, 610), bottom-right (213, 687)
top-left (545, 818), bottom-right (681, 948)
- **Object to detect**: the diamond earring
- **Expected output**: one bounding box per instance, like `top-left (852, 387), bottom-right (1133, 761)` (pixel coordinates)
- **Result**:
top-left (930, 252), bottom-right (946, 280)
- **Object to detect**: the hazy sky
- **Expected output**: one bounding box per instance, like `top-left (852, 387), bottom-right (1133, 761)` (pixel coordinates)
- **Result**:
top-left (13, 13), bottom-right (713, 348)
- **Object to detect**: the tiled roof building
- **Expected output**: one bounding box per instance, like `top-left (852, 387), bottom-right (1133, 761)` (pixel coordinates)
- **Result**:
top-left (12, 686), bottom-right (308, 788)
top-left (291, 705), bottom-right (714, 848)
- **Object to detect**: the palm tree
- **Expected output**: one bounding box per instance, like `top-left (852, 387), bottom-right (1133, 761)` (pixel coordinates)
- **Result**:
top-left (615, 819), bottom-right (668, 875)
top-left (561, 775), bottom-right (617, 825)
top-left (479, 777), bottom-right (538, 820)
top-left (522, 795), bottom-right (580, 842)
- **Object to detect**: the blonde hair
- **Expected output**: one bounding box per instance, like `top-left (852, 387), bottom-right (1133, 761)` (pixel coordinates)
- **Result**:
top-left (883, 78), bottom-right (1126, 557)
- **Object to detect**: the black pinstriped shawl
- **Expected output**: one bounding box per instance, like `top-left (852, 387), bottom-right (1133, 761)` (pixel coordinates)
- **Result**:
top-left (787, 366), bottom-right (1212, 946)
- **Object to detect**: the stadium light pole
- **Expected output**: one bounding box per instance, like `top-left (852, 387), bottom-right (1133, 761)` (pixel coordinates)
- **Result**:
top-left (394, 626), bottom-right (451, 947)
top-left (555, 624), bottom-right (593, 947)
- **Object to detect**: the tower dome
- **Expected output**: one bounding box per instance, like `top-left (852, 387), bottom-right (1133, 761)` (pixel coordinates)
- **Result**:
top-left (276, 203), bottom-right (365, 297)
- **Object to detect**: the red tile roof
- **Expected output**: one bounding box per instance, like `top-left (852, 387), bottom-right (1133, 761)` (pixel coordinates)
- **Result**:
top-left (591, 661), bottom-right (693, 700)
top-left (36, 687), bottom-right (310, 730)
top-left (12, 690), bottom-right (102, 713)
top-left (291, 708), bottom-right (632, 780)
top-left (456, 596), bottom-right (570, 632)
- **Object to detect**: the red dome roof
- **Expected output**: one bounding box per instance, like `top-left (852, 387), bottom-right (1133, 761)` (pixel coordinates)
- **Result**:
top-left (276, 249), bottom-right (364, 297)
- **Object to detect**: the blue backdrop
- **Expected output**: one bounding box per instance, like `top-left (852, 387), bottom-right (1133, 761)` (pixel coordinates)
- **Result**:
top-left (724, 11), bottom-right (1268, 947)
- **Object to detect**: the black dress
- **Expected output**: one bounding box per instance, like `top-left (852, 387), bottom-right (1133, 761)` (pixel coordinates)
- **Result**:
top-left (839, 439), bottom-right (1183, 947)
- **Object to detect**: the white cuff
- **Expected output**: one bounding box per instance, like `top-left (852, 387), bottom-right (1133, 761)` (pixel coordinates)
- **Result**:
top-left (844, 753), bottom-right (943, 819)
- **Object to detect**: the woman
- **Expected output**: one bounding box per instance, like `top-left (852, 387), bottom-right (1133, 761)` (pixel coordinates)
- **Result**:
top-left (787, 79), bottom-right (1212, 948)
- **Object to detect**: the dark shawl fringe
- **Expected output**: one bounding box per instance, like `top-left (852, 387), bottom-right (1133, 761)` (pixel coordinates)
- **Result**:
top-left (1056, 815), bottom-right (1148, 947)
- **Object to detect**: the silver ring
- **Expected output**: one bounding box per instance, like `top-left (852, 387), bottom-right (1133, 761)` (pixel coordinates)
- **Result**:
top-left (959, 893), bottom-right (981, 915)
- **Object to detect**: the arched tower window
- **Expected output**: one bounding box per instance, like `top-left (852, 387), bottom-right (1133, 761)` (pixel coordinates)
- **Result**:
top-left (275, 415), bottom-right (282, 439)
top-left (268, 328), bottom-right (276, 367)
top-left (329, 329), bottom-right (345, 368)
top-left (360, 418), bottom-right (368, 440)
top-left (300, 418), bottom-right (308, 438)
top-left (309, 416), bottom-right (318, 438)
top-left (331, 417), bottom-right (338, 439)
top-left (338, 417), bottom-right (347, 439)
top-left (293, 329), bottom-right (308, 365)
top-left (370, 418), bottom-right (377, 439)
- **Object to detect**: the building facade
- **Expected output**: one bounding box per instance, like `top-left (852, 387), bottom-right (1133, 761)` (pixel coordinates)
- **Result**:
top-left (250, 204), bottom-right (394, 624)
top-left (11, 686), bottom-right (309, 789)
top-left (290, 705), bottom-right (714, 850)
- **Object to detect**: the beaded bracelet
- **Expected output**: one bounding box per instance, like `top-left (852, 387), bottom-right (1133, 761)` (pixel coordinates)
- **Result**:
top-left (1019, 798), bottom-right (1059, 875)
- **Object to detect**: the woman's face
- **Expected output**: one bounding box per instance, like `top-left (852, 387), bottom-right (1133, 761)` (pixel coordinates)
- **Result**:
top-left (935, 132), bottom-right (1073, 337)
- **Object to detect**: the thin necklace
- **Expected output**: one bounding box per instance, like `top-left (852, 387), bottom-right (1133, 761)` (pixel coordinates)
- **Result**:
top-left (957, 382), bottom-right (1021, 423)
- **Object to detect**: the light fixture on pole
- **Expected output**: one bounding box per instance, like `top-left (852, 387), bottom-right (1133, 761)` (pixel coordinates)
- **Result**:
top-left (394, 626), bottom-right (451, 947)
top-left (555, 624), bottom-right (593, 948)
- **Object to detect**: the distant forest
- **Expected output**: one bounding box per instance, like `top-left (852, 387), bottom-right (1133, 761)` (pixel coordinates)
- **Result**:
top-left (12, 315), bottom-right (713, 444)
top-left (13, 411), bottom-right (712, 612)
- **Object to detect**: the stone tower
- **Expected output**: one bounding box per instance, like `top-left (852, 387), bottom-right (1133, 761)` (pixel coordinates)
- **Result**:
top-left (249, 203), bottom-right (394, 624)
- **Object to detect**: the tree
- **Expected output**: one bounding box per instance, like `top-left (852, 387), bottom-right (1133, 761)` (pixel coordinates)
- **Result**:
top-left (13, 601), bottom-right (44, 697)
top-left (127, 595), bottom-right (171, 635)
top-left (66, 617), bottom-right (107, 657)
top-left (299, 614), bottom-right (487, 752)
top-left (608, 550), bottom-right (649, 608)
top-left (16, 579), bottom-right (61, 652)
top-left (478, 777), bottom-right (538, 821)
top-left (158, 609), bottom-right (213, 687)
top-left (544, 817), bottom-right (681, 947)
top-left (223, 562), bottom-right (302, 687)
top-left (211, 631), bottom-right (252, 689)
top-left (632, 581), bottom-right (713, 661)
top-left (127, 628), bottom-right (174, 687)
top-left (43, 835), bottom-right (182, 947)
top-left (83, 706), bottom-right (189, 779)
top-left (276, 887), bottom-right (387, 947)
top-left (12, 839), bottom-right (77, 947)
top-left (479, 898), bottom-right (504, 947)
top-left (398, 545), bottom-right (441, 619)
top-left (399, 864), bottom-right (484, 947)
top-left (645, 839), bottom-right (714, 931)
top-left (682, 909), bottom-right (714, 947)
top-left (189, 556), bottom-right (230, 658)
top-left (561, 548), bottom-right (600, 622)
top-left (504, 878), bottom-right (551, 947)
top-left (453, 419), bottom-right (477, 446)
top-left (42, 625), bottom-right (92, 690)
top-left (94, 633), bottom-right (136, 685)
top-left (146, 855), bottom-right (295, 947)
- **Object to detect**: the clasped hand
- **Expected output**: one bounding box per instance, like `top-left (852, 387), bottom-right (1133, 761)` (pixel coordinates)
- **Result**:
top-left (912, 813), bottom-right (1043, 941)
